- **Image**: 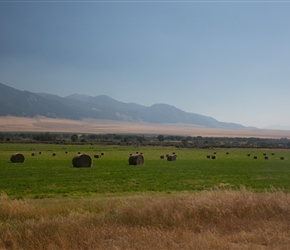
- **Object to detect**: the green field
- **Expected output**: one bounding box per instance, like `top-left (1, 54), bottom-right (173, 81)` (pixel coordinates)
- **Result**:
top-left (1, 144), bottom-right (290, 198)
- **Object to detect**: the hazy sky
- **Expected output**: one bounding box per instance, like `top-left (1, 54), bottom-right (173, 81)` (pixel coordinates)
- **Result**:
top-left (1, 1), bottom-right (290, 129)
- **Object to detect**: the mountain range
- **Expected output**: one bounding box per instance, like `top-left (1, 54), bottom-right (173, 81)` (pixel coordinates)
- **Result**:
top-left (0, 82), bottom-right (245, 129)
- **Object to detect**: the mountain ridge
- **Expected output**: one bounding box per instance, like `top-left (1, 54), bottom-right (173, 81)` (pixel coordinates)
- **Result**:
top-left (0, 82), bottom-right (245, 129)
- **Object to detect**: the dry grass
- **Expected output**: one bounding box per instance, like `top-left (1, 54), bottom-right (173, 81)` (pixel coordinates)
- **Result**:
top-left (1, 116), bottom-right (290, 138)
top-left (1, 188), bottom-right (290, 249)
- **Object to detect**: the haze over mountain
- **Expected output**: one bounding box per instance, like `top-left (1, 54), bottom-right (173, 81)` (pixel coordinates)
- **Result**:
top-left (0, 82), bottom-right (244, 129)
top-left (265, 125), bottom-right (290, 131)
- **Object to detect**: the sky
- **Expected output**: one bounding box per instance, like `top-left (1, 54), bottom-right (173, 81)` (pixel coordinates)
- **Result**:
top-left (0, 0), bottom-right (290, 129)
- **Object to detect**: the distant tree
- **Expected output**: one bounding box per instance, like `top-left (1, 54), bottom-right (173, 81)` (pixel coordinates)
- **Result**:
top-left (89, 134), bottom-right (98, 140)
top-left (157, 135), bottom-right (165, 142)
top-left (186, 136), bottom-right (193, 141)
top-left (136, 136), bottom-right (146, 144)
top-left (33, 132), bottom-right (55, 142)
top-left (181, 139), bottom-right (188, 147)
top-left (71, 134), bottom-right (78, 142)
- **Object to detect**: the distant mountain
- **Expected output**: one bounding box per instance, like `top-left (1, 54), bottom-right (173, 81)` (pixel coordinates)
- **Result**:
top-left (0, 83), bottom-right (78, 119)
top-left (0, 82), bottom-right (245, 129)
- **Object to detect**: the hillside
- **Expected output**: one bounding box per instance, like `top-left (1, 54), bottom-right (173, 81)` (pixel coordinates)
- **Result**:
top-left (0, 82), bottom-right (244, 129)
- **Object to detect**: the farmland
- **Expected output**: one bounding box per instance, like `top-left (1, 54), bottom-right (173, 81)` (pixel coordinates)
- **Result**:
top-left (1, 144), bottom-right (290, 199)
top-left (1, 143), bottom-right (290, 249)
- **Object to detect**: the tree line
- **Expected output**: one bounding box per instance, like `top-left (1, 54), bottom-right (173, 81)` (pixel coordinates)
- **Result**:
top-left (0, 132), bottom-right (290, 149)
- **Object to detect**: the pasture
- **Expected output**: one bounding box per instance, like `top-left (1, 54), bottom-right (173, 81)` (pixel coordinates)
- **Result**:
top-left (2, 143), bottom-right (290, 249)
top-left (1, 143), bottom-right (290, 199)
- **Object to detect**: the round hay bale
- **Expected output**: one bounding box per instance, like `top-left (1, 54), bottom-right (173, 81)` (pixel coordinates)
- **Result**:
top-left (207, 155), bottom-right (211, 159)
top-left (167, 155), bottom-right (177, 161)
top-left (31, 152), bottom-right (35, 156)
top-left (254, 156), bottom-right (258, 159)
top-left (226, 152), bottom-right (229, 155)
top-left (264, 156), bottom-right (269, 160)
top-left (10, 153), bottom-right (25, 163)
top-left (247, 153), bottom-right (251, 157)
top-left (101, 152), bottom-right (105, 156)
top-left (65, 151), bottom-right (69, 154)
top-left (94, 154), bottom-right (101, 158)
top-left (280, 156), bottom-right (285, 160)
top-left (160, 155), bottom-right (165, 159)
top-left (39, 151), bottom-right (42, 155)
top-left (211, 155), bottom-right (216, 160)
top-left (129, 154), bottom-right (144, 165)
top-left (271, 152), bottom-right (275, 155)
top-left (52, 153), bottom-right (56, 156)
top-left (72, 154), bottom-right (92, 168)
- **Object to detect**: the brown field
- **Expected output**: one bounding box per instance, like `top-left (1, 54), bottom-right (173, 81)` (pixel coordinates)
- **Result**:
top-left (1, 116), bottom-right (290, 138)
top-left (1, 188), bottom-right (290, 250)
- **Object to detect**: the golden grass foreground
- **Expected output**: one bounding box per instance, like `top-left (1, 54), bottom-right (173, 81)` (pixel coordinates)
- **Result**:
top-left (1, 187), bottom-right (290, 250)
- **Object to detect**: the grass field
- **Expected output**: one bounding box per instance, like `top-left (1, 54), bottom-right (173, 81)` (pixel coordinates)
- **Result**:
top-left (1, 144), bottom-right (290, 249)
top-left (1, 144), bottom-right (290, 198)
